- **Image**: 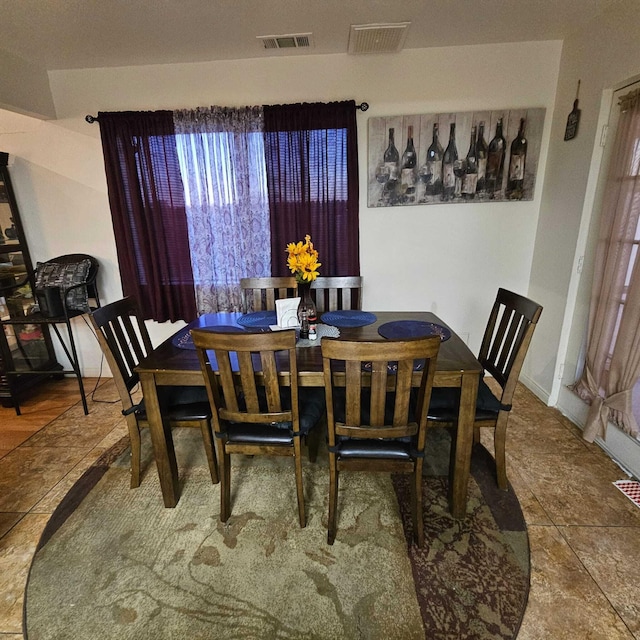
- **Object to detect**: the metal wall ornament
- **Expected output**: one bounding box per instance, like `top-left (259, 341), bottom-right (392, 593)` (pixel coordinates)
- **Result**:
top-left (564, 81), bottom-right (581, 141)
top-left (367, 107), bottom-right (546, 207)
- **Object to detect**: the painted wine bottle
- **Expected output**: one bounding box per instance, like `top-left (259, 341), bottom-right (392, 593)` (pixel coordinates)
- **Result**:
top-left (442, 122), bottom-right (458, 201)
top-left (462, 125), bottom-right (478, 199)
top-left (486, 117), bottom-right (506, 198)
top-left (506, 118), bottom-right (527, 200)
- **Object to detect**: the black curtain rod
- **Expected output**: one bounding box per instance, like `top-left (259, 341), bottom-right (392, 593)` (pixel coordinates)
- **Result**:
top-left (85, 102), bottom-right (368, 123)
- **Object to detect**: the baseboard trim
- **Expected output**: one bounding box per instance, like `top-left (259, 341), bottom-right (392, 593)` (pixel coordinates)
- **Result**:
top-left (519, 374), bottom-right (550, 405)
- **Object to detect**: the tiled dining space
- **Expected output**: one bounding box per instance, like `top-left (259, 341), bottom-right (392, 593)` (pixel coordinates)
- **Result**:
top-left (0, 376), bottom-right (639, 639)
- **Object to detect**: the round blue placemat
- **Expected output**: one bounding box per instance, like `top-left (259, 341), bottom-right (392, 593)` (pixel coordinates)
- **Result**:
top-left (172, 325), bottom-right (244, 350)
top-left (237, 310), bottom-right (277, 328)
top-left (377, 320), bottom-right (451, 342)
top-left (320, 310), bottom-right (377, 328)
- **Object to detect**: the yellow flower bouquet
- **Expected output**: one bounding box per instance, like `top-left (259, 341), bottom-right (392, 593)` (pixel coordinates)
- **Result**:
top-left (286, 234), bottom-right (321, 284)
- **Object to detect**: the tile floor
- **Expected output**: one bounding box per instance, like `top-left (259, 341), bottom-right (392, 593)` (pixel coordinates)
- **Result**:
top-left (0, 377), bottom-right (639, 639)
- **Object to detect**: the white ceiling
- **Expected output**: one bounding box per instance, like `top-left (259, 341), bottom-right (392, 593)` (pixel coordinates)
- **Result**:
top-left (0, 0), bottom-right (619, 71)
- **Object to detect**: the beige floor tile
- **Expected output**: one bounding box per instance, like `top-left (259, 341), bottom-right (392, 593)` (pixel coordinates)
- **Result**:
top-left (507, 411), bottom-right (592, 457)
top-left (518, 524), bottom-right (635, 640)
top-left (0, 447), bottom-right (88, 512)
top-left (514, 449), bottom-right (640, 526)
top-left (0, 513), bottom-right (49, 634)
top-left (506, 462), bottom-right (553, 526)
top-left (29, 447), bottom-right (111, 514)
top-left (21, 399), bottom-right (124, 450)
top-left (479, 428), bottom-right (553, 525)
top-left (559, 525), bottom-right (640, 637)
top-left (0, 513), bottom-right (22, 539)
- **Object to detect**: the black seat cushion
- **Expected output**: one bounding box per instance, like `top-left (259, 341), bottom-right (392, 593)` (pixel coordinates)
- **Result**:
top-left (333, 438), bottom-right (413, 460)
top-left (136, 385), bottom-right (212, 421)
top-left (428, 378), bottom-right (503, 422)
top-left (330, 387), bottom-right (417, 460)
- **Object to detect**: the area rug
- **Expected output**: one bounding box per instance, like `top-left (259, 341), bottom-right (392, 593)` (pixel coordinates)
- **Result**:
top-left (24, 426), bottom-right (529, 640)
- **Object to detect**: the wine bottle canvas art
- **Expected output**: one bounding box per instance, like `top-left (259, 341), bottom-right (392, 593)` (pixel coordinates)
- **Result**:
top-left (367, 108), bottom-right (545, 207)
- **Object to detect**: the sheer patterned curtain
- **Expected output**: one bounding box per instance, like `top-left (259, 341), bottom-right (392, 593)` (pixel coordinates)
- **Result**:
top-left (98, 110), bottom-right (197, 322)
top-left (173, 106), bottom-right (270, 313)
top-left (263, 101), bottom-right (360, 277)
top-left (573, 89), bottom-right (640, 441)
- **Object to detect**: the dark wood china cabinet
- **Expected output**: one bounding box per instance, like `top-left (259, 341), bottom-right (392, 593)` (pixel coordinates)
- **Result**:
top-left (0, 152), bottom-right (60, 409)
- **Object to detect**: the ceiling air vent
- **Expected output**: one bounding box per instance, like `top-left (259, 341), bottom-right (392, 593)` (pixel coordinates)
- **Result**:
top-left (257, 33), bottom-right (313, 51)
top-left (348, 23), bottom-right (411, 54)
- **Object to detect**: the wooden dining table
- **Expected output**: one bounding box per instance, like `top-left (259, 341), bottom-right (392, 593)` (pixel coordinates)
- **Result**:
top-left (136, 310), bottom-right (482, 518)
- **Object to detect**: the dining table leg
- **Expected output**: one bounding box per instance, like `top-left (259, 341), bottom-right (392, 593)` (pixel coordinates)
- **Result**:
top-left (449, 371), bottom-right (480, 518)
top-left (139, 372), bottom-right (180, 508)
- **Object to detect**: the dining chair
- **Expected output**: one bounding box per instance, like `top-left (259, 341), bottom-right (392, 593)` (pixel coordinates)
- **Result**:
top-left (321, 335), bottom-right (441, 546)
top-left (240, 276), bottom-right (297, 313)
top-left (90, 297), bottom-right (219, 489)
top-left (191, 328), bottom-right (325, 527)
top-left (428, 288), bottom-right (543, 490)
top-left (311, 276), bottom-right (363, 313)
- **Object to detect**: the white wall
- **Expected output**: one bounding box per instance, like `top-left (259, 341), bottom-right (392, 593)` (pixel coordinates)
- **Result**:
top-left (529, 0), bottom-right (640, 476)
top-left (0, 41), bottom-right (562, 376)
top-left (0, 49), bottom-right (55, 119)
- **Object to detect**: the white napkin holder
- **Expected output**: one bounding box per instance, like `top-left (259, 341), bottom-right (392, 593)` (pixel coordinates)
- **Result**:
top-left (272, 297), bottom-right (300, 330)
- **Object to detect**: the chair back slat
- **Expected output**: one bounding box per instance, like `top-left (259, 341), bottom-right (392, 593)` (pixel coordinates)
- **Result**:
top-left (240, 277), bottom-right (298, 313)
top-left (311, 276), bottom-right (363, 313)
top-left (191, 328), bottom-right (298, 433)
top-left (90, 297), bottom-right (153, 408)
top-left (479, 288), bottom-right (543, 397)
top-left (322, 336), bottom-right (440, 439)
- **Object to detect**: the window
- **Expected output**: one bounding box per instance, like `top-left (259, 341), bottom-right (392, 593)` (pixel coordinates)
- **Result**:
top-left (98, 102), bottom-right (360, 320)
top-left (573, 80), bottom-right (640, 442)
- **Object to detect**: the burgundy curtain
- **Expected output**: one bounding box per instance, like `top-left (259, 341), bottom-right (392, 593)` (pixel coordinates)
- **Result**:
top-left (263, 101), bottom-right (360, 277)
top-left (98, 111), bottom-right (197, 322)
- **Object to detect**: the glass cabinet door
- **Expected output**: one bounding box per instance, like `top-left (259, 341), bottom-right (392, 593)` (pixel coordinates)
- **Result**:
top-left (0, 152), bottom-right (59, 406)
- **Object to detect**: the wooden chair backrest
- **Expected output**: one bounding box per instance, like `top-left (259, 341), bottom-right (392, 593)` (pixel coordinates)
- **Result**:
top-left (89, 296), bottom-right (153, 413)
top-left (321, 336), bottom-right (440, 444)
top-left (240, 276), bottom-right (298, 312)
top-left (191, 328), bottom-right (300, 434)
top-left (311, 276), bottom-right (363, 313)
top-left (478, 288), bottom-right (543, 405)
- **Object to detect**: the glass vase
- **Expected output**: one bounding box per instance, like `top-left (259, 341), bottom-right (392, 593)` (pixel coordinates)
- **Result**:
top-left (297, 281), bottom-right (317, 340)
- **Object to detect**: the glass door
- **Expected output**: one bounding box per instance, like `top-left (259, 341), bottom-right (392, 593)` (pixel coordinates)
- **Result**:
top-left (0, 153), bottom-right (58, 406)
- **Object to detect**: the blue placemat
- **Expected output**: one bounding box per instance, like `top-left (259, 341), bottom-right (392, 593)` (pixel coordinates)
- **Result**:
top-left (377, 320), bottom-right (451, 342)
top-left (237, 310), bottom-right (277, 328)
top-left (320, 310), bottom-right (377, 328)
top-left (172, 325), bottom-right (244, 350)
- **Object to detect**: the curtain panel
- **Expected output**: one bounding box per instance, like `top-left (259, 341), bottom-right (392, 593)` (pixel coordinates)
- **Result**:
top-left (97, 110), bottom-right (197, 322)
top-left (572, 92), bottom-right (640, 441)
top-left (263, 101), bottom-right (360, 278)
top-left (173, 106), bottom-right (270, 313)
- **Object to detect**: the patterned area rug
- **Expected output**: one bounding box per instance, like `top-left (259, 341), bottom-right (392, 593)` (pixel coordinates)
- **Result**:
top-left (24, 428), bottom-right (529, 640)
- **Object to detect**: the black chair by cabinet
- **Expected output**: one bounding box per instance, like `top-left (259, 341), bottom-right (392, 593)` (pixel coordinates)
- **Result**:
top-left (1, 253), bottom-right (100, 415)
